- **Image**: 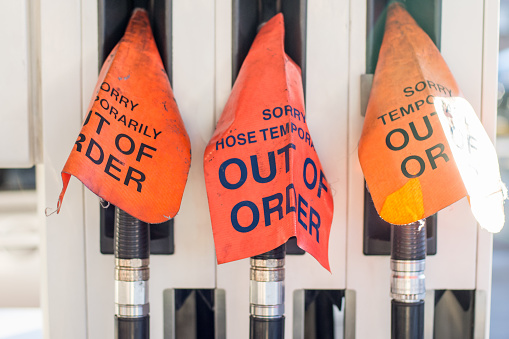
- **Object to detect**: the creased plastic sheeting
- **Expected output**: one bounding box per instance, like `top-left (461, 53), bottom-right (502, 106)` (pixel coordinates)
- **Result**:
top-left (358, 3), bottom-right (506, 232)
top-left (204, 14), bottom-right (334, 270)
top-left (56, 9), bottom-right (191, 224)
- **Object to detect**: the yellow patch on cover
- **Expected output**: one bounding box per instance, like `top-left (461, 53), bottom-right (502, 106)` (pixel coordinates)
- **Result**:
top-left (380, 178), bottom-right (425, 224)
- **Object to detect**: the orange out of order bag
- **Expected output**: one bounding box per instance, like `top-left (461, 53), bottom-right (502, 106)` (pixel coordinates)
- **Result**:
top-left (204, 14), bottom-right (334, 270)
top-left (358, 3), bottom-right (506, 232)
top-left (56, 9), bottom-right (191, 224)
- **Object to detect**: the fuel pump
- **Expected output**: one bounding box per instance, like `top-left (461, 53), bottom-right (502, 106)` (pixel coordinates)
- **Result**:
top-left (55, 7), bottom-right (191, 339)
top-left (37, 0), bottom-right (503, 337)
top-left (359, 2), bottom-right (506, 339)
top-left (204, 4), bottom-right (333, 339)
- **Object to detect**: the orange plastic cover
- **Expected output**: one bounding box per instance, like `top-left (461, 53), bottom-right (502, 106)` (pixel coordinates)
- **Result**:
top-left (57, 9), bottom-right (191, 224)
top-left (359, 3), bottom-right (506, 232)
top-left (204, 14), bottom-right (334, 270)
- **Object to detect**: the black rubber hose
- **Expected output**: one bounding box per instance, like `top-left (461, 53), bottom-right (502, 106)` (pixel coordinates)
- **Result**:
top-left (249, 316), bottom-right (285, 339)
top-left (114, 208), bottom-right (150, 260)
top-left (115, 315), bottom-right (150, 339)
top-left (391, 222), bottom-right (426, 261)
top-left (391, 300), bottom-right (424, 339)
top-left (253, 244), bottom-right (286, 260)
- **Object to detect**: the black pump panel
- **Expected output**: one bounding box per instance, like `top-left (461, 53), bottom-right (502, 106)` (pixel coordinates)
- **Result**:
top-left (232, 0), bottom-right (307, 89)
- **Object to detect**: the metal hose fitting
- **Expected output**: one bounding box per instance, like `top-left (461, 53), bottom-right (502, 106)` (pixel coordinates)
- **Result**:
top-left (250, 245), bottom-right (285, 318)
top-left (390, 220), bottom-right (426, 303)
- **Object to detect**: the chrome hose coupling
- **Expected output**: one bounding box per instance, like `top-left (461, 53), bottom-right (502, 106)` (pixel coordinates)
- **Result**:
top-left (115, 258), bottom-right (150, 317)
top-left (250, 257), bottom-right (285, 318)
top-left (390, 220), bottom-right (426, 303)
top-left (250, 245), bottom-right (286, 319)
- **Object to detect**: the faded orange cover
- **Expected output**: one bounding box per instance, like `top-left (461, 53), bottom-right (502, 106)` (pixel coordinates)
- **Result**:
top-left (57, 9), bottom-right (191, 223)
top-left (204, 14), bottom-right (334, 270)
top-left (358, 3), bottom-right (505, 231)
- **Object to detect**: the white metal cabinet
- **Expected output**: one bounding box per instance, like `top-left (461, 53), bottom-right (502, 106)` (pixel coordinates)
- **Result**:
top-left (38, 0), bottom-right (499, 338)
top-left (0, 0), bottom-right (39, 167)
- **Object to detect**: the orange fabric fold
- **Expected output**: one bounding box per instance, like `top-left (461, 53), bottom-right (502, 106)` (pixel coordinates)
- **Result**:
top-left (58, 9), bottom-right (191, 223)
top-left (204, 14), bottom-right (334, 270)
top-left (359, 3), bottom-right (505, 232)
